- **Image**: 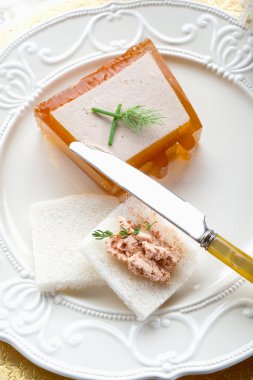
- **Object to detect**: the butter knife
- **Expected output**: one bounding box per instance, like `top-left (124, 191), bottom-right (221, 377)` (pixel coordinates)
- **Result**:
top-left (70, 141), bottom-right (253, 283)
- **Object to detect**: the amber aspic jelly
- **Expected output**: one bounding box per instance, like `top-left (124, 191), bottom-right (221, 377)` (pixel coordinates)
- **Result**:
top-left (34, 39), bottom-right (202, 194)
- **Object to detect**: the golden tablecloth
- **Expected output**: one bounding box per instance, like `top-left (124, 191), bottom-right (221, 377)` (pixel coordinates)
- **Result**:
top-left (0, 0), bottom-right (252, 379)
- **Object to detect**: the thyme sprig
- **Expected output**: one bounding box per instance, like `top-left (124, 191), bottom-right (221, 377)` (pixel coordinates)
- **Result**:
top-left (91, 104), bottom-right (164, 146)
top-left (92, 230), bottom-right (113, 240)
top-left (145, 221), bottom-right (158, 230)
top-left (92, 221), bottom-right (157, 240)
top-left (119, 226), bottom-right (141, 238)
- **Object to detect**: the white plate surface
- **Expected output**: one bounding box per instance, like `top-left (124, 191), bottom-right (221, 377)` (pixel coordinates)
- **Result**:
top-left (0, 1), bottom-right (253, 379)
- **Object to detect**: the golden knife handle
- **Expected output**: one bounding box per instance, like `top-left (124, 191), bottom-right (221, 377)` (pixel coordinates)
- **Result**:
top-left (207, 234), bottom-right (253, 283)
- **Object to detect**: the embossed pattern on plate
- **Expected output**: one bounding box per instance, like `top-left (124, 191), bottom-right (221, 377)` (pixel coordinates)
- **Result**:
top-left (0, 1), bottom-right (253, 379)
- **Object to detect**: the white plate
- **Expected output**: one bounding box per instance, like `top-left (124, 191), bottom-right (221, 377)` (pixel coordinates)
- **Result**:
top-left (0, 1), bottom-right (253, 379)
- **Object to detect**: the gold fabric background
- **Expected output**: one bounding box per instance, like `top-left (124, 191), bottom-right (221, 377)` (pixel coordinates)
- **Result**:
top-left (0, 0), bottom-right (252, 379)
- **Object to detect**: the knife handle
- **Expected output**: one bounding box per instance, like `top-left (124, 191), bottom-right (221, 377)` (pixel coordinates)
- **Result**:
top-left (207, 234), bottom-right (253, 283)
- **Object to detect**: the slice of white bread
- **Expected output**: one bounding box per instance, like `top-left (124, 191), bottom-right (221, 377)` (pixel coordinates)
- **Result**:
top-left (81, 196), bottom-right (201, 320)
top-left (31, 194), bottom-right (119, 292)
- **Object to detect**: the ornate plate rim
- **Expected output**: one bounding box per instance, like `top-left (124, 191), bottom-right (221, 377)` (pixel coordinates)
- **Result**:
top-left (0, 1), bottom-right (253, 379)
top-left (0, 0), bottom-right (248, 63)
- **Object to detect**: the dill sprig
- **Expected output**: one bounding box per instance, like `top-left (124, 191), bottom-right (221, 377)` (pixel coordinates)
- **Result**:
top-left (121, 106), bottom-right (164, 132)
top-left (91, 104), bottom-right (164, 145)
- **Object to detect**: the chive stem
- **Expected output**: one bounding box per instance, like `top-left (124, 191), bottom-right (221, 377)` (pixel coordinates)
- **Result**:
top-left (91, 107), bottom-right (121, 118)
top-left (108, 104), bottom-right (122, 146)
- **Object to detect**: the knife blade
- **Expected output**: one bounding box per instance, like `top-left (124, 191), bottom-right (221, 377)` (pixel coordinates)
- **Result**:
top-left (70, 141), bottom-right (253, 283)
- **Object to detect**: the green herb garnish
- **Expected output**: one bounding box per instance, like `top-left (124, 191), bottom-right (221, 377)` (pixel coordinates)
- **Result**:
top-left (120, 106), bottom-right (164, 132)
top-left (92, 229), bottom-right (113, 240)
top-left (133, 227), bottom-right (141, 235)
top-left (108, 103), bottom-right (122, 146)
top-left (92, 221), bottom-right (157, 240)
top-left (145, 221), bottom-right (158, 230)
top-left (119, 226), bottom-right (130, 238)
top-left (91, 104), bottom-right (164, 146)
